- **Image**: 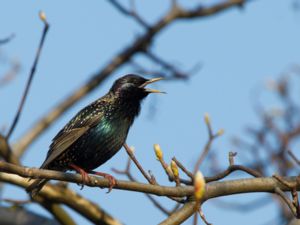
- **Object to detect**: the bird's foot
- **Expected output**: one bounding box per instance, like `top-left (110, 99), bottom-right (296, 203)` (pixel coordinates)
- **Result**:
top-left (69, 164), bottom-right (91, 190)
top-left (89, 171), bottom-right (116, 193)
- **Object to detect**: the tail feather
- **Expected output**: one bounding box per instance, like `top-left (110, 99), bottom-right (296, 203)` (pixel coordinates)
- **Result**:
top-left (26, 179), bottom-right (49, 197)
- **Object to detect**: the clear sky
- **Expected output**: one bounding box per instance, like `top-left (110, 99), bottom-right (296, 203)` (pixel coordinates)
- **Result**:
top-left (1, 1), bottom-right (300, 224)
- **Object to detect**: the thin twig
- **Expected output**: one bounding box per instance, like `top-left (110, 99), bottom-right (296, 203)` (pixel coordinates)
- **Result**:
top-left (157, 154), bottom-right (174, 181)
top-left (205, 150), bottom-right (262, 182)
top-left (291, 188), bottom-right (300, 218)
top-left (123, 143), bottom-right (154, 184)
top-left (273, 174), bottom-right (293, 189)
top-left (193, 115), bottom-right (222, 174)
top-left (288, 149), bottom-right (300, 166)
top-left (273, 174), bottom-right (300, 218)
top-left (153, 145), bottom-right (191, 185)
top-left (274, 187), bottom-right (297, 217)
top-left (228, 152), bottom-right (237, 166)
top-left (172, 157), bottom-right (194, 180)
top-left (0, 33), bottom-right (15, 45)
top-left (0, 60), bottom-right (20, 88)
top-left (6, 12), bottom-right (49, 140)
top-left (193, 135), bottom-right (214, 174)
top-left (170, 203), bottom-right (181, 213)
top-left (108, 0), bottom-right (150, 28)
top-left (145, 51), bottom-right (188, 79)
top-left (205, 164), bottom-right (262, 182)
top-left (198, 207), bottom-right (212, 225)
top-left (112, 158), bottom-right (172, 215)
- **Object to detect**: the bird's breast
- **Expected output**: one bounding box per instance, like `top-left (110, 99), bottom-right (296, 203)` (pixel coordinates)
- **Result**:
top-left (71, 117), bottom-right (133, 170)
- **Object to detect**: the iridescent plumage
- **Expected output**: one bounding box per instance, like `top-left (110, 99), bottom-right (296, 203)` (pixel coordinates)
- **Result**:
top-left (26, 74), bottom-right (163, 196)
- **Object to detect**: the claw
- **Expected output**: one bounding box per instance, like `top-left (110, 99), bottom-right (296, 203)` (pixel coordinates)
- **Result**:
top-left (89, 171), bottom-right (116, 193)
top-left (69, 164), bottom-right (91, 189)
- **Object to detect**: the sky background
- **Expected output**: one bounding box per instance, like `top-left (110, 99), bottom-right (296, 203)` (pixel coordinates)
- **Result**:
top-left (1, 0), bottom-right (300, 224)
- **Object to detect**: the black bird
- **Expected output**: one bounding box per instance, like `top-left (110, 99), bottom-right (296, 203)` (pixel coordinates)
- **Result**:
top-left (26, 74), bottom-right (164, 196)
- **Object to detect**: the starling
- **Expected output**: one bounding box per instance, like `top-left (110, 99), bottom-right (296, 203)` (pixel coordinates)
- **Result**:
top-left (26, 74), bottom-right (164, 196)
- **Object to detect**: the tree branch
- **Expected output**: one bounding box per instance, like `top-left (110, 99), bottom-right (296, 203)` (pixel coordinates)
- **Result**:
top-left (1, 161), bottom-right (300, 200)
top-left (158, 202), bottom-right (196, 225)
top-left (0, 33), bottom-right (15, 45)
top-left (108, 0), bottom-right (150, 28)
top-left (6, 11), bottom-right (49, 140)
top-left (0, 171), bottom-right (123, 225)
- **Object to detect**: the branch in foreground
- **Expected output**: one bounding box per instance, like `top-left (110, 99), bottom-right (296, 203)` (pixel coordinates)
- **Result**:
top-left (0, 171), bottom-right (122, 225)
top-left (1, 161), bottom-right (300, 201)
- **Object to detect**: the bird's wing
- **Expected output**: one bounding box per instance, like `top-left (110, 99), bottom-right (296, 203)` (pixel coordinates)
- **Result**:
top-left (40, 100), bottom-right (106, 169)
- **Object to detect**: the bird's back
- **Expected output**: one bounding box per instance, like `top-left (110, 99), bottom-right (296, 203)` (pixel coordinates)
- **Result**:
top-left (40, 93), bottom-right (138, 171)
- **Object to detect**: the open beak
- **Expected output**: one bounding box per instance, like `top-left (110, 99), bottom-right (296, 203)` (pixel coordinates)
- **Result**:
top-left (139, 77), bottom-right (166, 94)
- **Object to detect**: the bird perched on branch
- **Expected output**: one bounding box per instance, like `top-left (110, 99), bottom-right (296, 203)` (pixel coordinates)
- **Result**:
top-left (26, 74), bottom-right (164, 196)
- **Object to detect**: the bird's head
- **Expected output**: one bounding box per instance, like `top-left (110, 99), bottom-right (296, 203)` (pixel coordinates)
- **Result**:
top-left (110, 74), bottom-right (165, 100)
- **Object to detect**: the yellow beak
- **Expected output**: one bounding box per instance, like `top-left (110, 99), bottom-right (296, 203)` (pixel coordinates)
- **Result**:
top-left (139, 77), bottom-right (166, 94)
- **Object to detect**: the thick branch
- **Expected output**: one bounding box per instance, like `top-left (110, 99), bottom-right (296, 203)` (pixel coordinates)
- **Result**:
top-left (1, 161), bottom-right (300, 200)
top-left (0, 172), bottom-right (122, 225)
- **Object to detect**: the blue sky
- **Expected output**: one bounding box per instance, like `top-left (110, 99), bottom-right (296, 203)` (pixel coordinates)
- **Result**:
top-left (1, 1), bottom-right (300, 224)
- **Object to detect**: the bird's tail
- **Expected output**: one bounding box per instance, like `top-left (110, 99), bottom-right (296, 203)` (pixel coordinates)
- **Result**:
top-left (26, 178), bottom-right (49, 197)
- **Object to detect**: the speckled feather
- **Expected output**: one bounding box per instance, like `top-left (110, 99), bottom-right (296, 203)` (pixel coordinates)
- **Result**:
top-left (26, 74), bottom-right (152, 195)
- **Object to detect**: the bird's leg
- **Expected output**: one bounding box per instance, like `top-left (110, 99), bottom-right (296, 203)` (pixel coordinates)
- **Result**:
top-left (89, 171), bottom-right (116, 193)
top-left (69, 163), bottom-right (91, 190)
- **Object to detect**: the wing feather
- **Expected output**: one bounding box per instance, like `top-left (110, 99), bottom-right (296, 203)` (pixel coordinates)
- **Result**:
top-left (41, 98), bottom-right (107, 168)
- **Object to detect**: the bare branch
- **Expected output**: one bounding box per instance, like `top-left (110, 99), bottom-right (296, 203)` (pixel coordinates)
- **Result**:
top-left (108, 0), bottom-right (150, 28)
top-left (0, 33), bottom-right (15, 45)
top-left (198, 207), bottom-right (212, 225)
top-left (1, 161), bottom-right (300, 201)
top-left (172, 157), bottom-right (194, 180)
top-left (0, 60), bottom-right (20, 88)
top-left (288, 149), bottom-right (300, 166)
top-left (123, 143), bottom-right (155, 184)
top-left (144, 51), bottom-right (189, 79)
top-left (112, 157), bottom-right (173, 215)
top-left (274, 187), bottom-right (297, 217)
top-left (175, 0), bottom-right (246, 19)
top-left (0, 171), bottom-right (123, 225)
top-left (193, 114), bottom-right (223, 174)
top-left (158, 202), bottom-right (196, 225)
top-left (6, 12), bottom-right (49, 140)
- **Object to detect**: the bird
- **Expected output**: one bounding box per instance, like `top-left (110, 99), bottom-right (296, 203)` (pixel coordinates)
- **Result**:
top-left (26, 74), bottom-right (164, 196)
